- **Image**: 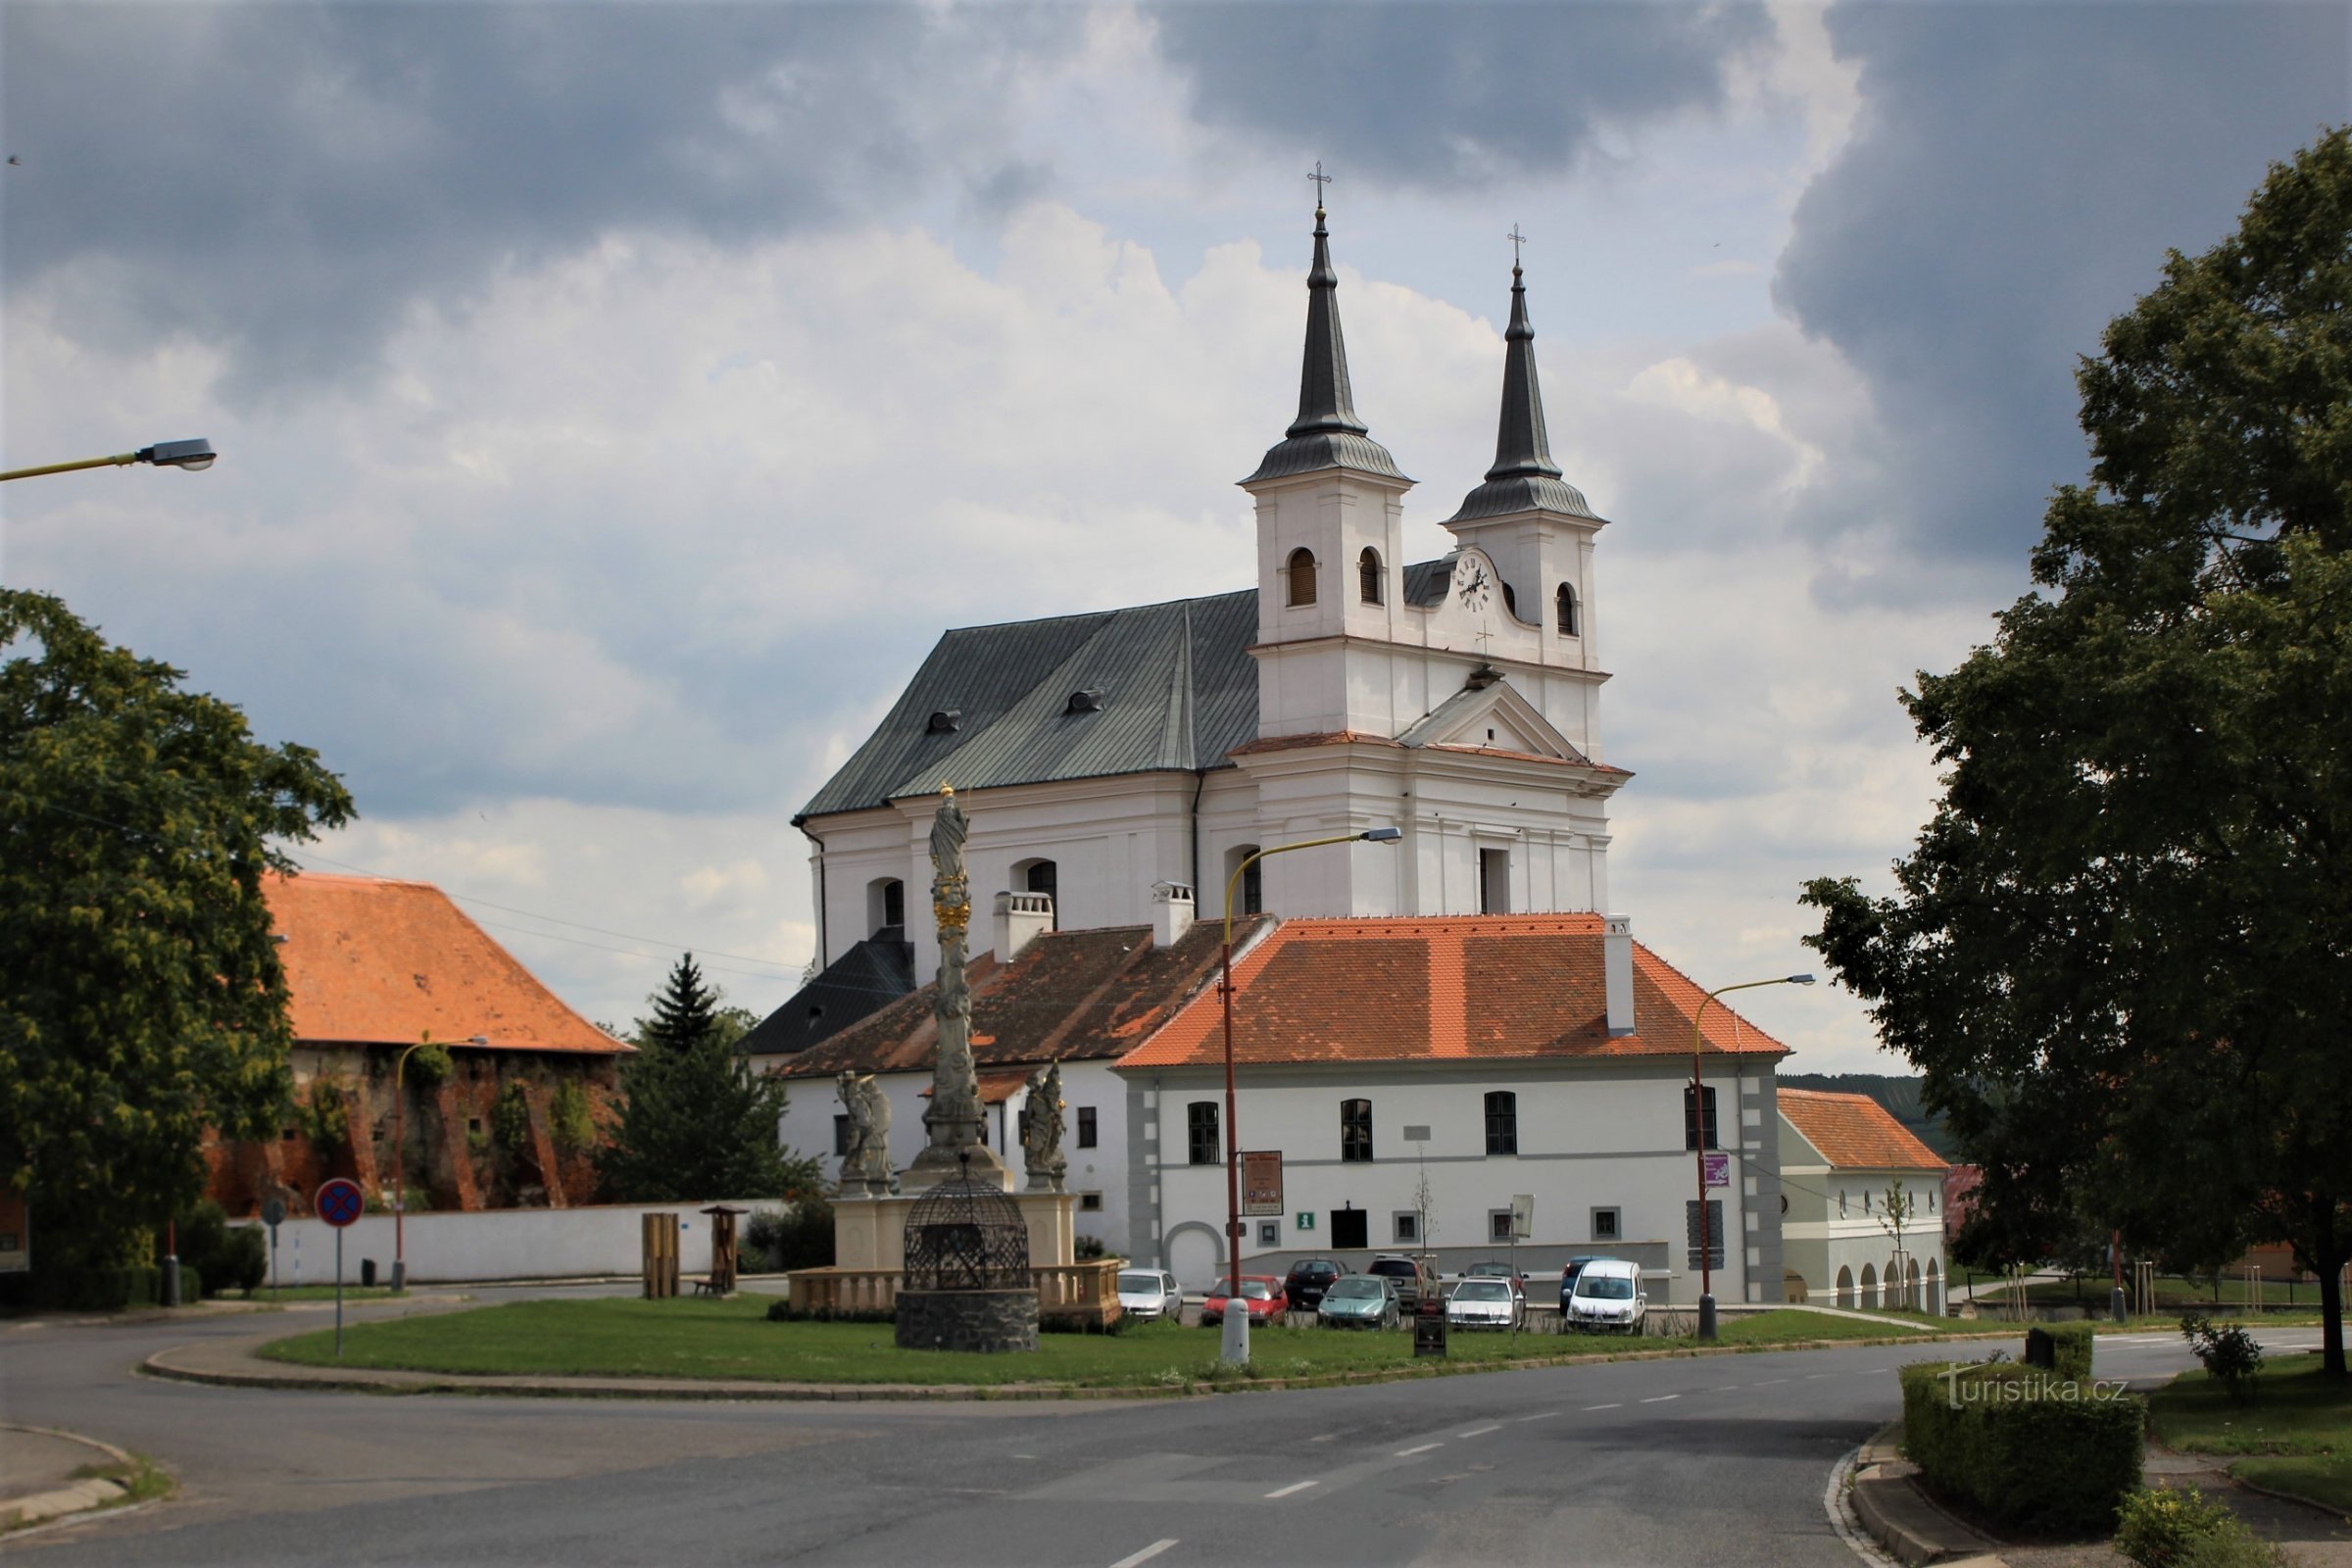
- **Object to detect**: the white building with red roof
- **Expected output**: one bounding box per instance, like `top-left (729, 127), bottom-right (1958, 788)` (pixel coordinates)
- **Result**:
top-left (1777, 1088), bottom-right (1951, 1312)
top-left (1116, 913), bottom-right (1795, 1304)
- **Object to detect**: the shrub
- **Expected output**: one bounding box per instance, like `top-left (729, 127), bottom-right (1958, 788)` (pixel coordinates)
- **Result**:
top-left (300, 1082), bottom-right (351, 1149)
top-left (0, 1264), bottom-right (165, 1311)
top-left (2115, 1486), bottom-right (2287, 1567)
top-left (1901, 1359), bottom-right (2145, 1534)
top-left (1074, 1234), bottom-right (1107, 1261)
top-left (403, 1042), bottom-right (453, 1087)
top-left (2180, 1314), bottom-right (2263, 1401)
top-left (549, 1079), bottom-right (597, 1153)
top-left (1041, 1310), bottom-right (1127, 1335)
top-left (491, 1082), bottom-right (534, 1153)
top-left (2045, 1320), bottom-right (2096, 1380)
top-left (756, 1200), bottom-right (835, 1272)
top-left (207, 1226), bottom-right (267, 1296)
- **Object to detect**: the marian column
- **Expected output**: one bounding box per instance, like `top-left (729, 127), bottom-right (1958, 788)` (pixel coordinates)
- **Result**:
top-left (906, 786), bottom-right (1010, 1189)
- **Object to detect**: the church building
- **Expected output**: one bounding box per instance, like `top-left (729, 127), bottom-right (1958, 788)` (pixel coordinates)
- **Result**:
top-left (759, 200), bottom-right (1797, 1303)
top-left (760, 199), bottom-right (1625, 1032)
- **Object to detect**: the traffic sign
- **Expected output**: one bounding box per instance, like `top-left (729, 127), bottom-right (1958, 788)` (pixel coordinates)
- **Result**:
top-left (317, 1178), bottom-right (364, 1228)
top-left (261, 1196), bottom-right (288, 1228)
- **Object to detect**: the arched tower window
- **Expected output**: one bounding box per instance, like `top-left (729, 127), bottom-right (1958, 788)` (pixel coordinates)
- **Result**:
top-left (1286, 548), bottom-right (1318, 607)
top-left (1555, 582), bottom-right (1580, 637)
top-left (1013, 858), bottom-right (1059, 930)
top-left (868, 877), bottom-right (905, 936)
top-left (1358, 547), bottom-right (1383, 605)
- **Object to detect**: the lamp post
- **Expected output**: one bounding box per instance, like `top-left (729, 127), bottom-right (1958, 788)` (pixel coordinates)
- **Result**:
top-left (2, 439), bottom-right (217, 482)
top-left (1690, 973), bottom-right (1813, 1340)
top-left (1216, 825), bottom-right (1402, 1366)
top-left (391, 1032), bottom-right (486, 1290)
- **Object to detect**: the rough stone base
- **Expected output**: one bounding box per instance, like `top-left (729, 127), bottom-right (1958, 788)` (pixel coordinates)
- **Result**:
top-left (895, 1289), bottom-right (1039, 1353)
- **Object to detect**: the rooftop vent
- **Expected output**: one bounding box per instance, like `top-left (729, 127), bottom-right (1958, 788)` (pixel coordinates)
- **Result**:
top-left (1065, 689), bottom-right (1104, 713)
top-left (926, 709), bottom-right (961, 734)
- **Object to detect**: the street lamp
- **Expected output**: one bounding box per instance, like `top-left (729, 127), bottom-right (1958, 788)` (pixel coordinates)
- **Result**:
top-left (391, 1032), bottom-right (486, 1291)
top-left (1690, 973), bottom-right (1813, 1340)
top-left (2, 439), bottom-right (217, 482)
top-left (1216, 825), bottom-right (1402, 1366)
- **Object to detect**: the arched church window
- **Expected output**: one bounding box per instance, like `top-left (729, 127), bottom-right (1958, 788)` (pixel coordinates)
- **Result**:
top-left (1556, 582), bottom-right (1580, 637)
top-left (1287, 548), bottom-right (1317, 607)
top-left (1358, 547), bottom-right (1383, 605)
top-left (869, 877), bottom-right (905, 936)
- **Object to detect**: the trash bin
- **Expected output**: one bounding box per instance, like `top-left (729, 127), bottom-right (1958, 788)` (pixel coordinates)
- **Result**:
top-left (361, 1257), bottom-right (378, 1288)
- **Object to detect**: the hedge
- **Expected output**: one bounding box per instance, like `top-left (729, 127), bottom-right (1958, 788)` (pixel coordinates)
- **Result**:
top-left (1901, 1360), bottom-right (2144, 1534)
top-left (2045, 1321), bottom-right (2096, 1381)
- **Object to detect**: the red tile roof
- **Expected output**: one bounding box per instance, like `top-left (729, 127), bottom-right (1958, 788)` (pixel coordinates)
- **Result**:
top-left (1118, 914), bottom-right (1792, 1070)
top-left (1778, 1089), bottom-right (1946, 1172)
top-left (770, 916), bottom-right (1254, 1079)
top-left (265, 872), bottom-right (626, 1054)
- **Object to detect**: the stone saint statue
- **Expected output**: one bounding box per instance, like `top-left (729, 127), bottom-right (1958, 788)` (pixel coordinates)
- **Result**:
top-left (837, 1071), bottom-right (894, 1196)
top-left (928, 787), bottom-right (968, 874)
top-left (1021, 1061), bottom-right (1067, 1194)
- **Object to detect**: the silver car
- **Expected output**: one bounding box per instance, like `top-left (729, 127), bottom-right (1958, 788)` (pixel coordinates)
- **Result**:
top-left (1115, 1267), bottom-right (1184, 1322)
top-left (1446, 1276), bottom-right (1523, 1330)
top-left (1316, 1274), bottom-right (1401, 1329)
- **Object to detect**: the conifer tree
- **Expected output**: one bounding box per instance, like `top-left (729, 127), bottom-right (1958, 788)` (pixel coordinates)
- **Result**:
top-left (598, 956), bottom-right (818, 1202)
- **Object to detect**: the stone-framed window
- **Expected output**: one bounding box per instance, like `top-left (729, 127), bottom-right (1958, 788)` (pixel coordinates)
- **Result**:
top-left (1187, 1101), bottom-right (1220, 1165)
top-left (1556, 582), bottom-right (1580, 636)
top-left (1286, 547), bottom-right (1318, 607)
top-left (1393, 1211), bottom-right (1419, 1244)
top-left (1592, 1206), bottom-right (1621, 1242)
top-left (1358, 547), bottom-right (1383, 604)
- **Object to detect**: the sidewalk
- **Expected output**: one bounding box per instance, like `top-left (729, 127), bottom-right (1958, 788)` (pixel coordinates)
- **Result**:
top-left (0, 1424), bottom-right (146, 1533)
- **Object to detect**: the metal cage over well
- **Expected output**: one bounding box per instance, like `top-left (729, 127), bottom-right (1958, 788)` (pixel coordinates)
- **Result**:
top-left (902, 1173), bottom-right (1031, 1292)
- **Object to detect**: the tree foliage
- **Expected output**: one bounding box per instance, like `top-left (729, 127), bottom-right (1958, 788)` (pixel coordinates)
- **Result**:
top-left (1802, 130), bottom-right (2352, 1377)
top-left (598, 956), bottom-right (818, 1202)
top-left (0, 590), bottom-right (354, 1277)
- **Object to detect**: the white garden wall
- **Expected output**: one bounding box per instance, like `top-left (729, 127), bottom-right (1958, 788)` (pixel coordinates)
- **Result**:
top-left (234, 1199), bottom-right (787, 1286)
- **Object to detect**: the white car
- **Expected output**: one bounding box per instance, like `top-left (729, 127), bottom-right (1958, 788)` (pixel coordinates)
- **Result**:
top-left (1446, 1276), bottom-right (1522, 1330)
top-left (1115, 1267), bottom-right (1184, 1322)
top-left (1564, 1259), bottom-right (1646, 1333)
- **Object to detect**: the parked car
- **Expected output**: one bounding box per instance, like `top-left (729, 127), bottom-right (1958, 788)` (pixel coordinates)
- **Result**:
top-left (1564, 1258), bottom-right (1646, 1333)
top-left (1557, 1255), bottom-right (1606, 1312)
top-left (1200, 1274), bottom-right (1289, 1327)
top-left (1114, 1267), bottom-right (1184, 1323)
top-left (1461, 1259), bottom-right (1529, 1295)
top-left (1282, 1258), bottom-right (1347, 1310)
top-left (1316, 1274), bottom-right (1401, 1330)
top-left (1366, 1253), bottom-right (1440, 1311)
top-left (1446, 1276), bottom-right (1524, 1330)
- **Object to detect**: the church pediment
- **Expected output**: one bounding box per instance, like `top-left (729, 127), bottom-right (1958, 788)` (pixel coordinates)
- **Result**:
top-left (1395, 677), bottom-right (1590, 763)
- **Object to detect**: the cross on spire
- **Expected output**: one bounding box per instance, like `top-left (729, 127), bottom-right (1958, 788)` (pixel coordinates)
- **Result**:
top-left (1508, 224), bottom-right (1528, 270)
top-left (1308, 161), bottom-right (1332, 211)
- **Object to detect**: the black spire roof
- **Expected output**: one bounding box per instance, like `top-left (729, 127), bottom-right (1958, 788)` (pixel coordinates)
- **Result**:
top-left (1446, 263), bottom-right (1598, 523)
top-left (1246, 203), bottom-right (1406, 484)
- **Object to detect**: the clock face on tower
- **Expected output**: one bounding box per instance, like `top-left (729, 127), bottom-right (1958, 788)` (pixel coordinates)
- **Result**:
top-left (1453, 556), bottom-right (1493, 612)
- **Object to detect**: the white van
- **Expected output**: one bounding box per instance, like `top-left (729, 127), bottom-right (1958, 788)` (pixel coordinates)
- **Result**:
top-left (1564, 1258), bottom-right (1645, 1334)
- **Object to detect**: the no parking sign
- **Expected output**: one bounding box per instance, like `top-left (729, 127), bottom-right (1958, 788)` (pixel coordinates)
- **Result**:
top-left (315, 1178), bottom-right (364, 1356)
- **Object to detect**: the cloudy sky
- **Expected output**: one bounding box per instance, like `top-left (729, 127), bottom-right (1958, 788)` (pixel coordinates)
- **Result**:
top-left (5, 2), bottom-right (2343, 1068)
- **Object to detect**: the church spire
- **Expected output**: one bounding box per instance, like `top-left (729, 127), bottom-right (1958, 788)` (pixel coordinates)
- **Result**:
top-left (1446, 247), bottom-right (1597, 523)
top-left (1246, 178), bottom-right (1405, 485)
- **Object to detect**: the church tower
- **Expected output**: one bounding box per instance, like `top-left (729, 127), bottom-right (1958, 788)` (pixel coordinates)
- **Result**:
top-left (1239, 199), bottom-right (1414, 742)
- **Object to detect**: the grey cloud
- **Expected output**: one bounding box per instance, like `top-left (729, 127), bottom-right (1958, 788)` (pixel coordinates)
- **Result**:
top-left (1774, 3), bottom-right (2348, 582)
top-left (2, 3), bottom-right (1084, 396)
top-left (1151, 1), bottom-right (1773, 186)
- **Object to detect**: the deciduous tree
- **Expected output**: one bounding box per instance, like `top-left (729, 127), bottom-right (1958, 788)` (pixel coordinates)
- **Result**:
top-left (1804, 130), bottom-right (2352, 1377)
top-left (0, 591), bottom-right (354, 1285)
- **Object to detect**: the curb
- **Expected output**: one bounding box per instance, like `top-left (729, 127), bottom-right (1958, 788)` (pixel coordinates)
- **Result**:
top-left (2222, 1468), bottom-right (2352, 1524)
top-left (146, 1325), bottom-right (2016, 1405)
top-left (1845, 1421), bottom-right (2008, 1567)
top-left (0, 1423), bottom-right (143, 1533)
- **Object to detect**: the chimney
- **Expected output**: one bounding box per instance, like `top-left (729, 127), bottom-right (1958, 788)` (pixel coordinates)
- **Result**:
top-left (1603, 913), bottom-right (1635, 1036)
top-left (1152, 882), bottom-right (1196, 947)
top-left (992, 890), bottom-right (1054, 964)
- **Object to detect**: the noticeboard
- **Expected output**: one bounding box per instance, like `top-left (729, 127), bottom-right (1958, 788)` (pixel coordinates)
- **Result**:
top-left (1702, 1152), bottom-right (1732, 1190)
top-left (1241, 1151), bottom-right (1284, 1217)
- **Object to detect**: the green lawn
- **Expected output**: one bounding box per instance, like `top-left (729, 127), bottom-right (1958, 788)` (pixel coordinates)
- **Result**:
top-left (2150, 1351), bottom-right (2352, 1514)
top-left (256, 1297), bottom-right (1943, 1390)
top-left (1963, 1272), bottom-right (2337, 1313)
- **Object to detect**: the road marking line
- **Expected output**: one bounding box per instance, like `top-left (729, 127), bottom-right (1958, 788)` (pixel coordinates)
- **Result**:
top-left (1709, 1385), bottom-right (1743, 1393)
top-left (1516, 1410), bottom-right (1561, 1422)
top-left (1108, 1541), bottom-right (1179, 1568)
top-left (1640, 1394), bottom-right (1680, 1404)
top-left (1265, 1480), bottom-right (1318, 1498)
top-left (1755, 1378), bottom-right (1789, 1386)
top-left (1459, 1424), bottom-right (1502, 1438)
top-left (1396, 1443), bottom-right (1444, 1456)
top-left (1583, 1402), bottom-right (1621, 1411)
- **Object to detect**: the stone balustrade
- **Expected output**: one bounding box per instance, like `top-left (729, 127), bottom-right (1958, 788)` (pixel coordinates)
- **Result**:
top-left (786, 1256), bottom-right (1122, 1328)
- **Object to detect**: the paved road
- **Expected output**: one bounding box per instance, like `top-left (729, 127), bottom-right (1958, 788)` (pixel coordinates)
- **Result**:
top-left (1, 1297), bottom-right (2313, 1567)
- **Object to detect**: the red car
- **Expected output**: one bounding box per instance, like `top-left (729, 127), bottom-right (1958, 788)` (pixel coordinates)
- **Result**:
top-left (1200, 1274), bottom-right (1289, 1326)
